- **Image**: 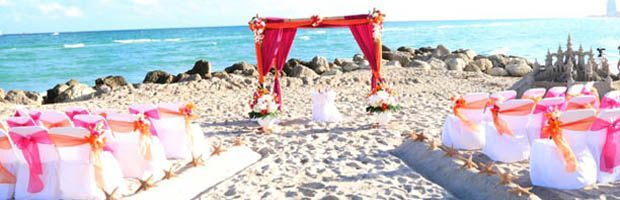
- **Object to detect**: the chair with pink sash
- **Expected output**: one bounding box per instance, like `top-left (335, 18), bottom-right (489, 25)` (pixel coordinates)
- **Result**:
top-left (65, 107), bottom-right (90, 121)
top-left (156, 103), bottom-right (206, 159)
top-left (442, 92), bottom-right (489, 150)
top-left (48, 127), bottom-right (124, 199)
top-left (0, 130), bottom-right (18, 199)
top-left (6, 117), bottom-right (36, 128)
top-left (483, 99), bottom-right (536, 163)
top-left (544, 86), bottom-right (567, 98)
top-left (39, 111), bottom-right (73, 129)
top-left (13, 109), bottom-right (41, 126)
top-left (9, 126), bottom-right (60, 199)
top-left (587, 109), bottom-right (620, 183)
top-left (527, 97), bottom-right (566, 143)
top-left (600, 91), bottom-right (620, 110)
top-left (565, 95), bottom-right (598, 111)
top-left (106, 113), bottom-right (167, 180)
top-left (484, 90), bottom-right (517, 121)
top-left (522, 88), bottom-right (546, 102)
top-left (530, 109), bottom-right (597, 189)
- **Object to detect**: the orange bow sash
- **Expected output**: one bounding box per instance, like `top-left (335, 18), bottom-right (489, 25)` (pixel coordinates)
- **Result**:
top-left (490, 103), bottom-right (534, 136)
top-left (452, 97), bottom-right (487, 132)
top-left (541, 115), bottom-right (596, 172)
top-left (0, 137), bottom-right (17, 184)
top-left (566, 102), bottom-right (594, 110)
top-left (158, 103), bottom-right (198, 147)
top-left (107, 119), bottom-right (152, 160)
top-left (40, 120), bottom-right (72, 129)
top-left (48, 134), bottom-right (107, 187)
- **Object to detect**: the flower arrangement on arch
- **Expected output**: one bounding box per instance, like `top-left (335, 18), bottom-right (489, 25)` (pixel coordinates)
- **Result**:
top-left (366, 82), bottom-right (401, 114)
top-left (248, 86), bottom-right (281, 119)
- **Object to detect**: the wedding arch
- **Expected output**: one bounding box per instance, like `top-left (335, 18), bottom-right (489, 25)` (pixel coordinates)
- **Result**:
top-left (248, 9), bottom-right (386, 109)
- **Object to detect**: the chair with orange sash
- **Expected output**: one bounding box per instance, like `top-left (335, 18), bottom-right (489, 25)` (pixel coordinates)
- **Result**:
top-left (442, 92), bottom-right (489, 150)
top-left (48, 127), bottom-right (124, 199)
top-left (156, 103), bottom-right (207, 159)
top-left (530, 109), bottom-right (598, 189)
top-left (106, 113), bottom-right (168, 180)
top-left (482, 99), bottom-right (535, 163)
top-left (544, 86), bottom-right (567, 98)
top-left (587, 109), bottom-right (620, 183)
top-left (527, 97), bottom-right (566, 143)
top-left (521, 88), bottom-right (546, 102)
top-left (39, 111), bottom-right (73, 129)
top-left (6, 117), bottom-right (36, 129)
top-left (483, 90), bottom-right (517, 122)
top-left (9, 126), bottom-right (60, 199)
top-left (0, 129), bottom-right (18, 199)
top-left (566, 95), bottom-right (598, 111)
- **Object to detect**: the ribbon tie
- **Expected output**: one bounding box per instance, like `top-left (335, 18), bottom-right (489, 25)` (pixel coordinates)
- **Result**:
top-left (133, 117), bottom-right (153, 161)
top-left (523, 95), bottom-right (542, 103)
top-left (65, 109), bottom-right (89, 121)
top-left (600, 97), bottom-right (620, 110)
top-left (6, 117), bottom-right (36, 128)
top-left (566, 101), bottom-right (594, 110)
top-left (40, 120), bottom-right (72, 129)
top-left (179, 103), bottom-right (198, 147)
top-left (591, 117), bottom-right (620, 173)
top-left (451, 96), bottom-right (487, 132)
top-left (128, 107), bottom-right (160, 136)
top-left (541, 113), bottom-right (595, 172)
top-left (49, 133), bottom-right (107, 188)
top-left (9, 130), bottom-right (53, 193)
top-left (490, 103), bottom-right (534, 136)
top-left (0, 137), bottom-right (17, 184)
top-left (533, 103), bottom-right (563, 138)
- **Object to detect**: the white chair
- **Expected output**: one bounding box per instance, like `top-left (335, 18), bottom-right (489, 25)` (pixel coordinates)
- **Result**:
top-left (484, 90), bottom-right (517, 121)
top-left (530, 109), bottom-right (597, 189)
top-left (527, 97), bottom-right (566, 143)
top-left (442, 92), bottom-right (489, 150)
top-left (10, 126), bottom-right (60, 199)
top-left (600, 91), bottom-right (620, 110)
top-left (587, 109), bottom-right (620, 183)
top-left (566, 95), bottom-right (598, 110)
top-left (483, 99), bottom-right (535, 163)
top-left (39, 111), bottom-right (73, 129)
top-left (522, 88), bottom-right (546, 101)
top-left (106, 113), bottom-right (168, 180)
top-left (567, 84), bottom-right (585, 98)
top-left (545, 86), bottom-right (567, 98)
top-left (0, 130), bottom-right (18, 199)
top-left (156, 103), bottom-right (206, 159)
top-left (5, 117), bottom-right (36, 129)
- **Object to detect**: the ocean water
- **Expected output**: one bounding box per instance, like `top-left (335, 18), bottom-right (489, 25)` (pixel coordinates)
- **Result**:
top-left (0, 18), bottom-right (619, 92)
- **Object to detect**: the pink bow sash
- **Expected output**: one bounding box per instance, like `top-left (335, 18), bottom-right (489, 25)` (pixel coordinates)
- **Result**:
top-left (545, 90), bottom-right (566, 98)
top-left (6, 117), bottom-right (36, 128)
top-left (9, 130), bottom-right (53, 193)
top-left (129, 107), bottom-right (160, 136)
top-left (600, 97), bottom-right (620, 110)
top-left (29, 111), bottom-right (41, 125)
top-left (14, 109), bottom-right (29, 118)
top-left (65, 109), bottom-right (89, 120)
top-left (591, 118), bottom-right (620, 173)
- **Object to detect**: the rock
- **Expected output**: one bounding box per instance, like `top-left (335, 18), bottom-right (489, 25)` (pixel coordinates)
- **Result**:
top-left (225, 61), bottom-right (257, 76)
top-left (308, 56), bottom-right (330, 74)
top-left (487, 67), bottom-right (509, 76)
top-left (407, 60), bottom-right (431, 70)
top-left (284, 61), bottom-right (318, 78)
top-left (446, 58), bottom-right (466, 71)
top-left (186, 60), bottom-right (212, 79)
top-left (390, 51), bottom-right (413, 66)
top-left (470, 58), bottom-right (493, 72)
top-left (0, 88), bottom-right (5, 101)
top-left (4, 90), bottom-right (42, 105)
top-left (453, 49), bottom-right (477, 60)
top-left (427, 58), bottom-right (447, 70)
top-left (464, 63), bottom-right (481, 72)
top-left (352, 54), bottom-right (365, 64)
top-left (96, 85), bottom-right (112, 95)
top-left (212, 71), bottom-right (229, 79)
top-left (175, 73), bottom-right (202, 82)
top-left (505, 59), bottom-right (532, 77)
top-left (95, 76), bottom-right (128, 90)
top-left (341, 62), bottom-right (360, 72)
top-left (432, 45), bottom-right (450, 59)
top-left (333, 58), bottom-right (351, 66)
top-left (322, 69), bottom-right (343, 76)
top-left (358, 60), bottom-right (370, 69)
top-left (445, 53), bottom-right (471, 62)
top-left (45, 79), bottom-right (96, 104)
top-left (143, 70), bottom-right (174, 84)
top-left (385, 60), bottom-right (402, 68)
top-left (488, 54), bottom-right (509, 68)
top-left (382, 45), bottom-right (391, 52)
top-left (397, 46), bottom-right (415, 54)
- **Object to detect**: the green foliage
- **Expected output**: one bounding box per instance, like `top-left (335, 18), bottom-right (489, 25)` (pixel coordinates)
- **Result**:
top-left (366, 104), bottom-right (402, 114)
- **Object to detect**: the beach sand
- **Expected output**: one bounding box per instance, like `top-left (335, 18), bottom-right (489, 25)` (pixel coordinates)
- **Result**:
top-left (1, 66), bottom-right (616, 199)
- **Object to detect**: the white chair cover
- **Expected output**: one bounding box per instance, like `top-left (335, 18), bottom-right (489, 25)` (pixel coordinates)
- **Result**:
top-left (156, 103), bottom-right (206, 159)
top-left (39, 111), bottom-right (73, 129)
top-left (587, 109), bottom-right (620, 183)
top-left (527, 97), bottom-right (566, 143)
top-left (10, 126), bottom-right (60, 199)
top-left (530, 109), bottom-right (597, 189)
top-left (483, 99), bottom-right (535, 163)
top-left (545, 86), bottom-right (567, 98)
top-left (566, 95), bottom-right (598, 110)
top-left (522, 88), bottom-right (546, 100)
top-left (442, 92), bottom-right (488, 150)
top-left (0, 130), bottom-right (18, 199)
top-left (106, 113), bottom-right (168, 179)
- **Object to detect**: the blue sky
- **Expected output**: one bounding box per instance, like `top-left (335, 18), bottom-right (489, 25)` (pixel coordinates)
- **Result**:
top-left (0, 0), bottom-right (612, 34)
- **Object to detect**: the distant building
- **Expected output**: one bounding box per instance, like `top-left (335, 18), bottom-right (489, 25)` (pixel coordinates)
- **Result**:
top-left (609, 0), bottom-right (618, 17)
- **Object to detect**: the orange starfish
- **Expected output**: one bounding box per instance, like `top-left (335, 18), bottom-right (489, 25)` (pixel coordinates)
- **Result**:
top-left (414, 132), bottom-right (428, 142)
top-left (442, 145), bottom-right (460, 158)
top-left (497, 169), bottom-right (515, 185)
top-left (405, 131), bottom-right (418, 140)
top-left (163, 167), bottom-right (176, 180)
top-left (102, 187), bottom-right (118, 200)
top-left (460, 155), bottom-right (478, 170)
top-left (427, 139), bottom-right (440, 151)
top-left (478, 162), bottom-right (497, 176)
top-left (210, 144), bottom-right (227, 157)
top-left (508, 185), bottom-right (533, 197)
top-left (232, 137), bottom-right (245, 146)
top-left (191, 154), bottom-right (205, 167)
top-left (135, 175), bottom-right (156, 193)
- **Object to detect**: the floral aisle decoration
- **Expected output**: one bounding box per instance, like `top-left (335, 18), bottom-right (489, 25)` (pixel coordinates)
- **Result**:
top-left (366, 82), bottom-right (401, 126)
top-left (248, 86), bottom-right (281, 130)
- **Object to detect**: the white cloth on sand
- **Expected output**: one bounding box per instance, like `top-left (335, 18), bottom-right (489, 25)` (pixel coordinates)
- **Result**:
top-left (311, 90), bottom-right (343, 123)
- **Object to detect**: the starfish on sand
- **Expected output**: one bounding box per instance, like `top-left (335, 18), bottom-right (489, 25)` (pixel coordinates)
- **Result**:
top-left (497, 168), bottom-right (515, 185)
top-left (441, 145), bottom-right (460, 158)
top-left (478, 162), bottom-right (497, 176)
top-left (459, 155), bottom-right (478, 170)
top-left (210, 144), bottom-right (227, 157)
top-left (103, 187), bottom-right (118, 200)
top-left (191, 154), bottom-right (205, 167)
top-left (135, 175), bottom-right (156, 193)
top-left (232, 137), bottom-right (245, 146)
top-left (414, 132), bottom-right (428, 142)
top-left (163, 167), bottom-right (176, 180)
top-left (508, 185), bottom-right (533, 196)
top-left (427, 139), bottom-right (440, 151)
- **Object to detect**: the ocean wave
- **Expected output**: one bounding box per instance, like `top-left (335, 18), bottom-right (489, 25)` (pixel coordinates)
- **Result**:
top-left (299, 36), bottom-right (311, 41)
top-left (308, 30), bottom-right (326, 35)
top-left (163, 38), bottom-right (182, 42)
top-left (437, 22), bottom-right (513, 29)
top-left (113, 38), bottom-right (182, 44)
top-left (490, 47), bottom-right (511, 55)
top-left (63, 43), bottom-right (85, 49)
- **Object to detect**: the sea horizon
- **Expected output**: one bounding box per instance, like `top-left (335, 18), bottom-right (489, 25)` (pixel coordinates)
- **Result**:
top-left (1, 17), bottom-right (619, 92)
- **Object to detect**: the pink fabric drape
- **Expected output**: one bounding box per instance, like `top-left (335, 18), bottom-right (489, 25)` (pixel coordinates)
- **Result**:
top-left (349, 23), bottom-right (381, 89)
top-left (9, 130), bottom-right (53, 193)
top-left (261, 28), bottom-right (297, 109)
top-left (590, 117), bottom-right (620, 173)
